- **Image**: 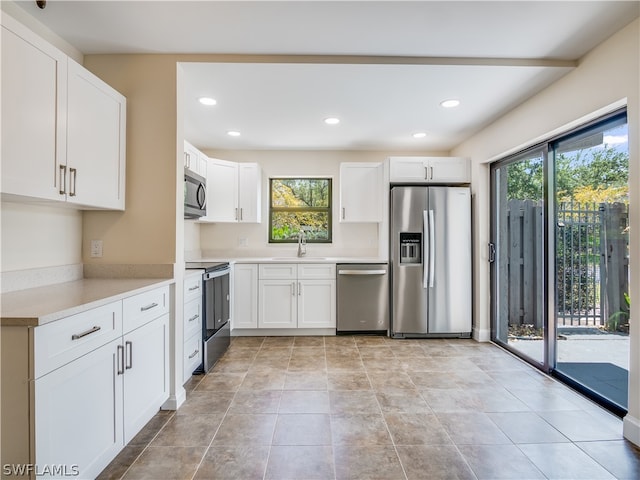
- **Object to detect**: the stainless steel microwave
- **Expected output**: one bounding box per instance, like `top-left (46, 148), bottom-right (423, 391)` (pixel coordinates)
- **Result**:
top-left (184, 170), bottom-right (206, 218)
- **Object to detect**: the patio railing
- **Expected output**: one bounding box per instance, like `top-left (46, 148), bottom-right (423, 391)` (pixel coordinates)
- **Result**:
top-left (502, 199), bottom-right (628, 329)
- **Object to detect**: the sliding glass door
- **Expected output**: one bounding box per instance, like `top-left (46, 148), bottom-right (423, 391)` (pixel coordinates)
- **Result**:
top-left (490, 110), bottom-right (630, 414)
top-left (553, 116), bottom-right (629, 414)
top-left (491, 147), bottom-right (547, 366)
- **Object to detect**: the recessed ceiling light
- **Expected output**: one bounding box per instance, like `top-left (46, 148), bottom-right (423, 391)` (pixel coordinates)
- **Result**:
top-left (440, 99), bottom-right (460, 108)
top-left (413, 132), bottom-right (427, 139)
top-left (198, 97), bottom-right (217, 106)
top-left (227, 130), bottom-right (241, 137)
top-left (324, 117), bottom-right (340, 125)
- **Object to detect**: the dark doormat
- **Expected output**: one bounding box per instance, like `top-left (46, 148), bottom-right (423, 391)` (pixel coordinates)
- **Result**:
top-left (556, 362), bottom-right (628, 409)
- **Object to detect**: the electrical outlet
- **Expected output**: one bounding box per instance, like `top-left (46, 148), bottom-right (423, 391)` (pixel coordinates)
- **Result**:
top-left (90, 240), bottom-right (103, 258)
top-left (238, 237), bottom-right (249, 247)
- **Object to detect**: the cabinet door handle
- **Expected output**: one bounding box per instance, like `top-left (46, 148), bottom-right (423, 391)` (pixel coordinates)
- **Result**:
top-left (188, 314), bottom-right (199, 322)
top-left (188, 349), bottom-right (200, 359)
top-left (69, 167), bottom-right (77, 197)
top-left (140, 302), bottom-right (158, 312)
top-left (424, 166), bottom-right (429, 180)
top-left (342, 207), bottom-right (346, 220)
top-left (240, 208), bottom-right (243, 221)
top-left (298, 282), bottom-right (302, 296)
top-left (188, 285), bottom-right (200, 292)
top-left (117, 345), bottom-right (124, 375)
top-left (125, 340), bottom-right (133, 370)
top-left (185, 152), bottom-right (191, 169)
top-left (430, 166), bottom-right (434, 180)
top-left (71, 325), bottom-right (101, 340)
top-left (59, 165), bottom-right (67, 195)
top-left (292, 282), bottom-right (296, 296)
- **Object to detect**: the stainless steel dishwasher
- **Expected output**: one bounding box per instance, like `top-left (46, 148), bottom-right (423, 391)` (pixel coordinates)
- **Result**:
top-left (337, 263), bottom-right (389, 334)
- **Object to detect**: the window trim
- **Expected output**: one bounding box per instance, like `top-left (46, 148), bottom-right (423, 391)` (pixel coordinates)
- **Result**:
top-left (268, 177), bottom-right (333, 243)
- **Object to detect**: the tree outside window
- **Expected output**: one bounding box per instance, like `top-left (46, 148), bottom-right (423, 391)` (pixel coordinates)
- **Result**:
top-left (269, 178), bottom-right (332, 243)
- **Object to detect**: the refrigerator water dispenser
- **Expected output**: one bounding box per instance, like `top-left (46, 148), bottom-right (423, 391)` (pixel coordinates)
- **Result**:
top-left (399, 232), bottom-right (422, 264)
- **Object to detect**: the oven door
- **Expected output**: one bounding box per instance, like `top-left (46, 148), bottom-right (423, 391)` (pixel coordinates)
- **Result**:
top-left (203, 268), bottom-right (230, 339)
top-left (202, 267), bottom-right (230, 372)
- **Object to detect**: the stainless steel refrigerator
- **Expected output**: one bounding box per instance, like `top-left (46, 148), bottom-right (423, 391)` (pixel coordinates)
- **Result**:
top-left (390, 185), bottom-right (472, 337)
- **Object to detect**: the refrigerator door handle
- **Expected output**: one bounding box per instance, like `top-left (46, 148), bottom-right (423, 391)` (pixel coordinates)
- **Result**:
top-left (428, 209), bottom-right (435, 288)
top-left (423, 210), bottom-right (429, 288)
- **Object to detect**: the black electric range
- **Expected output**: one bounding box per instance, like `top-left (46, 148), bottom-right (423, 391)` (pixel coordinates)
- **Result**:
top-left (185, 261), bottom-right (230, 273)
top-left (185, 261), bottom-right (230, 373)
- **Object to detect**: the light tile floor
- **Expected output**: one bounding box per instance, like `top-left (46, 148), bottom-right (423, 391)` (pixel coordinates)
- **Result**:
top-left (98, 336), bottom-right (640, 480)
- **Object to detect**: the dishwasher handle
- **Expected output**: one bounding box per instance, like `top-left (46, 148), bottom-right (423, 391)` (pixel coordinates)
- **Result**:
top-left (338, 270), bottom-right (387, 275)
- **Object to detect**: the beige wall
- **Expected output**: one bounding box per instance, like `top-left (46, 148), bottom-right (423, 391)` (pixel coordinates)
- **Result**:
top-left (452, 19), bottom-right (639, 443)
top-left (81, 55), bottom-right (179, 266)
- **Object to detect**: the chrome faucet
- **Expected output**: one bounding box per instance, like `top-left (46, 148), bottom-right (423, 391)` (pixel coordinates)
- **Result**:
top-left (297, 230), bottom-right (307, 257)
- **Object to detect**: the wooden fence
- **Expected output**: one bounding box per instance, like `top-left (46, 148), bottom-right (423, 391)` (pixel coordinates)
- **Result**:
top-left (500, 199), bottom-right (628, 329)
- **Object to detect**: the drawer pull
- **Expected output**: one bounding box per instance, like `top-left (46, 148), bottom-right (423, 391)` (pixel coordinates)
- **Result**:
top-left (140, 302), bottom-right (159, 312)
top-left (188, 285), bottom-right (200, 292)
top-left (71, 325), bottom-right (101, 340)
top-left (188, 314), bottom-right (199, 322)
top-left (188, 349), bottom-right (199, 359)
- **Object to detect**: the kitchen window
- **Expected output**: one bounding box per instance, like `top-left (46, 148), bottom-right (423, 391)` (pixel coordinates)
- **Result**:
top-left (269, 178), bottom-right (332, 243)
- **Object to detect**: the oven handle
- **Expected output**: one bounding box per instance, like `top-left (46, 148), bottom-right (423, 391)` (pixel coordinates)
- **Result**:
top-left (203, 267), bottom-right (231, 280)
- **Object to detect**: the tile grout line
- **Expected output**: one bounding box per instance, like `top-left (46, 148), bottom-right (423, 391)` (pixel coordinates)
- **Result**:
top-left (117, 410), bottom-right (176, 480)
top-left (189, 337), bottom-right (260, 480)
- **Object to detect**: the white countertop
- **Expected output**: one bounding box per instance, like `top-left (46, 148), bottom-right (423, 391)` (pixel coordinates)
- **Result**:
top-left (195, 257), bottom-right (387, 264)
top-left (1, 278), bottom-right (174, 327)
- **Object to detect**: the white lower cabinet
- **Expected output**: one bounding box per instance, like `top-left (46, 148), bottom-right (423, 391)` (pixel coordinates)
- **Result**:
top-left (183, 331), bottom-right (203, 382)
top-left (232, 264), bottom-right (259, 329)
top-left (34, 337), bottom-right (123, 479)
top-left (297, 279), bottom-right (337, 328)
top-left (1, 285), bottom-right (170, 479)
top-left (259, 279), bottom-right (298, 328)
top-left (258, 263), bottom-right (336, 329)
top-left (122, 314), bottom-right (169, 444)
top-left (182, 272), bottom-right (203, 383)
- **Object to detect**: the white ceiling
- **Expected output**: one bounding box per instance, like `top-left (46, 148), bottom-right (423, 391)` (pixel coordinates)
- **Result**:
top-left (11, 0), bottom-right (640, 151)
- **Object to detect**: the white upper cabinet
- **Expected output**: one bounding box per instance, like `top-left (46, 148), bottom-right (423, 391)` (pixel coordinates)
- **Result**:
top-left (183, 140), bottom-right (207, 178)
top-left (67, 59), bottom-right (126, 210)
top-left (1, 15), bottom-right (67, 202)
top-left (238, 163), bottom-right (262, 223)
top-left (1, 14), bottom-right (126, 210)
top-left (339, 162), bottom-right (383, 223)
top-left (389, 156), bottom-right (470, 184)
top-left (205, 158), bottom-right (239, 222)
top-left (203, 159), bottom-right (261, 223)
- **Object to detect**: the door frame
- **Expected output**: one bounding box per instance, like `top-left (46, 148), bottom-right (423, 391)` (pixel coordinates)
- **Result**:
top-left (489, 108), bottom-right (629, 415)
top-left (489, 144), bottom-right (553, 373)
